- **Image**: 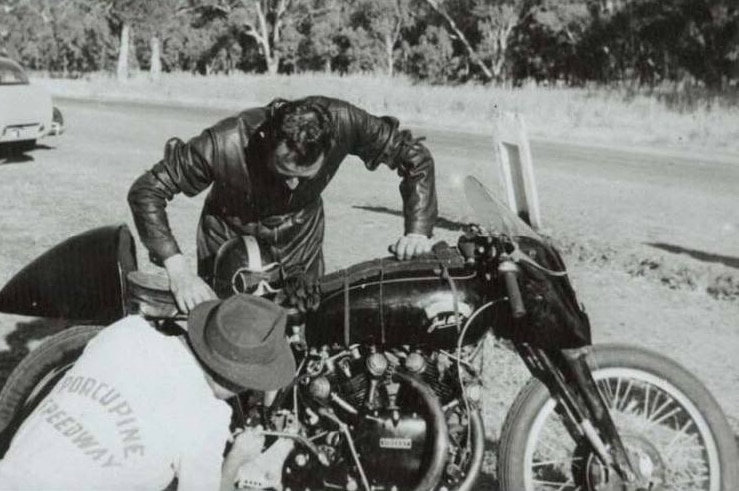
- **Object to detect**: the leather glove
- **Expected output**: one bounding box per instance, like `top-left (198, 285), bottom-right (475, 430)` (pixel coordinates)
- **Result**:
top-left (282, 269), bottom-right (321, 313)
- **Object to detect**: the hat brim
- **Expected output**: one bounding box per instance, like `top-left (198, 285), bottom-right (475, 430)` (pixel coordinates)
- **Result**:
top-left (187, 299), bottom-right (296, 392)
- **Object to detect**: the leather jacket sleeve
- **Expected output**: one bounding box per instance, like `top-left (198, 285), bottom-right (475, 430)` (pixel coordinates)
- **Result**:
top-left (337, 100), bottom-right (438, 237)
top-left (127, 130), bottom-right (216, 265)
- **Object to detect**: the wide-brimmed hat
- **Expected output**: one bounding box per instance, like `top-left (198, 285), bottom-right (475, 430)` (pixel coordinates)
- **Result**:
top-left (187, 294), bottom-right (295, 391)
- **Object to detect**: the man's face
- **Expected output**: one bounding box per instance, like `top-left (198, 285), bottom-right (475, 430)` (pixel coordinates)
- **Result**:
top-left (268, 141), bottom-right (324, 190)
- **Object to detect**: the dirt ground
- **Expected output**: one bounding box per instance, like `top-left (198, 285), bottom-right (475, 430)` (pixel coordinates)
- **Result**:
top-left (0, 99), bottom-right (737, 487)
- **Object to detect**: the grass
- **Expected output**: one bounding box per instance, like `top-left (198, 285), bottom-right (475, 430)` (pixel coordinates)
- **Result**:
top-left (33, 71), bottom-right (739, 155)
top-left (552, 236), bottom-right (739, 302)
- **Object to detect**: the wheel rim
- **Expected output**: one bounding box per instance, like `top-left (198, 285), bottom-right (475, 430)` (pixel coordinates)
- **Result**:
top-left (522, 367), bottom-right (721, 491)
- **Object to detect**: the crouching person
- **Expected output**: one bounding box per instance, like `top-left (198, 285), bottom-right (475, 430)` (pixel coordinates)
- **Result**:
top-left (0, 294), bottom-right (294, 491)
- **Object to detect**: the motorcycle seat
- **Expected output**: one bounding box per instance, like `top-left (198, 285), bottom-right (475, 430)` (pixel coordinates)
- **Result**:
top-left (126, 271), bottom-right (180, 318)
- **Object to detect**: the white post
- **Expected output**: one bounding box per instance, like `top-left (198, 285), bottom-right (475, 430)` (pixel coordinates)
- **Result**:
top-left (492, 109), bottom-right (542, 230)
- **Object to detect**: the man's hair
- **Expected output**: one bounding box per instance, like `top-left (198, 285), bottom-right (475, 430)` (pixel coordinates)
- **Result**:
top-left (269, 99), bottom-right (332, 167)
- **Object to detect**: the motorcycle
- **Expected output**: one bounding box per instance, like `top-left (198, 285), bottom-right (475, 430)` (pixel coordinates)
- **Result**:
top-left (0, 175), bottom-right (736, 490)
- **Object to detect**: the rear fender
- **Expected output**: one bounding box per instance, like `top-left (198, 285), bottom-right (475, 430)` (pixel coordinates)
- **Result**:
top-left (0, 225), bottom-right (137, 323)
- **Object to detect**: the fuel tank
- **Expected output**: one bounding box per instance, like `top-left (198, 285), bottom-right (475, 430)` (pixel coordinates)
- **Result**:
top-left (0, 225), bottom-right (137, 322)
top-left (305, 248), bottom-right (493, 350)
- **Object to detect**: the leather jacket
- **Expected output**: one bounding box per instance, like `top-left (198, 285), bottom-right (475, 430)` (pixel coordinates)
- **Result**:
top-left (128, 96), bottom-right (438, 281)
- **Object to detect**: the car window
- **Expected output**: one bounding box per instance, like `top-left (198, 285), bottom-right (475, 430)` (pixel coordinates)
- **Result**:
top-left (0, 60), bottom-right (29, 85)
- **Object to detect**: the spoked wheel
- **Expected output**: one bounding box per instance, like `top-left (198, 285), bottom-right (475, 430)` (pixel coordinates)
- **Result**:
top-left (498, 344), bottom-right (739, 491)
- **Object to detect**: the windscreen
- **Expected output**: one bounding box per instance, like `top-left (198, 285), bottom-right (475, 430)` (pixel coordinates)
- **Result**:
top-left (463, 175), bottom-right (540, 239)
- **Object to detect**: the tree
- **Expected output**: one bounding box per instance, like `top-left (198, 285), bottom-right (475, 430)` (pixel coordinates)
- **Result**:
top-left (576, 0), bottom-right (738, 88)
top-left (304, 0), bottom-right (347, 72)
top-left (472, 0), bottom-right (534, 80)
top-left (423, 0), bottom-right (494, 81)
top-left (135, 0), bottom-right (182, 80)
top-left (108, 0), bottom-right (148, 80)
top-left (406, 24), bottom-right (457, 82)
top-left (190, 0), bottom-right (306, 74)
top-left (354, 0), bottom-right (412, 76)
top-left (671, 0), bottom-right (738, 88)
top-left (510, 0), bottom-right (591, 83)
top-left (0, 0), bottom-right (115, 74)
top-left (422, 0), bottom-right (533, 82)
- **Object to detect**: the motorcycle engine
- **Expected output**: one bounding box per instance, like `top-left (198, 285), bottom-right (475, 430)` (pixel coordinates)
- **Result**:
top-left (277, 346), bottom-right (473, 491)
top-left (353, 408), bottom-right (428, 487)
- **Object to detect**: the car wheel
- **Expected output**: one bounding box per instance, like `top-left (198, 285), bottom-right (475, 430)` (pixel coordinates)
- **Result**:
top-left (52, 106), bottom-right (64, 134)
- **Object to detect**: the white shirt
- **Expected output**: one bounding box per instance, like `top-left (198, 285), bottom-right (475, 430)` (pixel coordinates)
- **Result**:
top-left (0, 316), bottom-right (232, 491)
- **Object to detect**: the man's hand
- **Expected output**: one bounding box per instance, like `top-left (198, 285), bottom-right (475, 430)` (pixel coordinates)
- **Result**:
top-left (221, 426), bottom-right (266, 491)
top-left (164, 254), bottom-right (217, 313)
top-left (390, 233), bottom-right (433, 261)
top-left (228, 426), bottom-right (265, 465)
top-left (283, 270), bottom-right (321, 313)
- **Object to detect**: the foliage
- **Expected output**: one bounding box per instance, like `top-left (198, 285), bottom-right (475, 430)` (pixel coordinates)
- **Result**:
top-left (1, 0), bottom-right (737, 87)
top-left (405, 25), bottom-right (458, 83)
top-left (0, 0), bottom-right (117, 75)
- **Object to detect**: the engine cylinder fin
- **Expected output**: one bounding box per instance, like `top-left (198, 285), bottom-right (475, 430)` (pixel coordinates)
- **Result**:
top-left (420, 359), bottom-right (459, 405)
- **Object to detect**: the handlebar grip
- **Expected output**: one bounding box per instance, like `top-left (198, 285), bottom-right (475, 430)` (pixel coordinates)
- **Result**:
top-left (501, 267), bottom-right (527, 319)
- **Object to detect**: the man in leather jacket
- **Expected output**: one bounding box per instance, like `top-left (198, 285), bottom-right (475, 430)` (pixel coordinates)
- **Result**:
top-left (128, 96), bottom-right (438, 313)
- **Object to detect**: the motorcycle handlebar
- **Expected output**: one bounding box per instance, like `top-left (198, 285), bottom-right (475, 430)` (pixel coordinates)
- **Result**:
top-left (499, 259), bottom-right (527, 319)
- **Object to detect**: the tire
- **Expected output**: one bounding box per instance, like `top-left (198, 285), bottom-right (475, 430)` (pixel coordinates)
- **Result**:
top-left (497, 344), bottom-right (739, 491)
top-left (52, 106), bottom-right (64, 127)
top-left (0, 325), bottom-right (103, 455)
top-left (52, 106), bottom-right (64, 135)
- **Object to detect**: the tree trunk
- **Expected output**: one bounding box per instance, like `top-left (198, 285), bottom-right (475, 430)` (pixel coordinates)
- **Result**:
top-left (266, 55), bottom-right (279, 75)
top-left (491, 29), bottom-right (509, 80)
top-left (385, 32), bottom-right (394, 77)
top-left (149, 36), bottom-right (162, 81)
top-left (117, 23), bottom-right (130, 81)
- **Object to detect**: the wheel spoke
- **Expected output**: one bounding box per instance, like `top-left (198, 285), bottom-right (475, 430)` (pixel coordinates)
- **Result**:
top-left (647, 399), bottom-right (682, 425)
top-left (615, 379), bottom-right (634, 411)
top-left (647, 390), bottom-right (662, 421)
top-left (643, 383), bottom-right (650, 418)
top-left (524, 367), bottom-right (719, 491)
top-left (597, 378), bottom-right (615, 407)
top-left (612, 376), bottom-right (623, 409)
top-left (663, 419), bottom-right (699, 456)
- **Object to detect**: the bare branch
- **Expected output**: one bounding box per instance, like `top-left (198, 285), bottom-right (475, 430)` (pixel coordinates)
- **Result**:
top-left (243, 24), bottom-right (266, 45)
top-left (253, 0), bottom-right (269, 43)
top-left (423, 0), bottom-right (493, 81)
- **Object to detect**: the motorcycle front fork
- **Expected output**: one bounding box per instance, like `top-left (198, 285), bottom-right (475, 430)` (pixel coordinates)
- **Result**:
top-left (516, 343), bottom-right (641, 487)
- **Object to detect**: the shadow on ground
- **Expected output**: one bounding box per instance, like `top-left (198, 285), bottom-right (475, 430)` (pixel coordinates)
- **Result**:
top-left (0, 152), bottom-right (34, 166)
top-left (647, 242), bottom-right (739, 270)
top-left (353, 205), bottom-right (467, 232)
top-left (0, 143), bottom-right (51, 166)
